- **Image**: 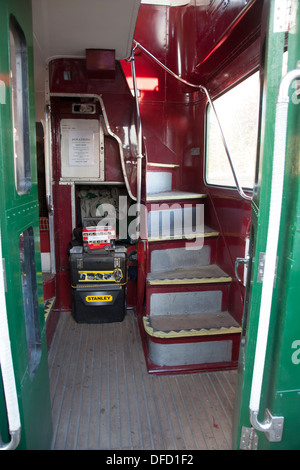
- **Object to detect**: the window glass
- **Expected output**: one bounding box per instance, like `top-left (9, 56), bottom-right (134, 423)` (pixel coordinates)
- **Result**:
top-left (9, 16), bottom-right (31, 195)
top-left (206, 72), bottom-right (260, 189)
top-left (19, 228), bottom-right (41, 380)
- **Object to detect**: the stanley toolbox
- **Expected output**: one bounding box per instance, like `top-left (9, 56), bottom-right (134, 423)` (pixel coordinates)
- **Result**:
top-left (69, 245), bottom-right (127, 323)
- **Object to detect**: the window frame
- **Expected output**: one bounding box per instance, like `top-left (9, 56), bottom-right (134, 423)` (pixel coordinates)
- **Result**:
top-left (19, 227), bottom-right (42, 381)
top-left (9, 14), bottom-right (31, 196)
top-left (204, 70), bottom-right (260, 193)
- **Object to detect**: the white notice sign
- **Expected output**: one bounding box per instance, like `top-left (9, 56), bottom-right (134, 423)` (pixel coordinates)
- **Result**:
top-left (69, 131), bottom-right (94, 166)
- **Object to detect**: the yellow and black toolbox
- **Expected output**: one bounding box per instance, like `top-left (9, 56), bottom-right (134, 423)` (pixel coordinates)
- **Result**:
top-left (69, 245), bottom-right (127, 323)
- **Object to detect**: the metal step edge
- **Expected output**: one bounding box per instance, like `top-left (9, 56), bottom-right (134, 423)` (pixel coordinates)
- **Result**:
top-left (147, 190), bottom-right (207, 202)
top-left (147, 264), bottom-right (232, 286)
top-left (147, 275), bottom-right (232, 286)
top-left (44, 297), bottom-right (56, 322)
top-left (143, 315), bottom-right (242, 339)
top-left (148, 225), bottom-right (219, 242)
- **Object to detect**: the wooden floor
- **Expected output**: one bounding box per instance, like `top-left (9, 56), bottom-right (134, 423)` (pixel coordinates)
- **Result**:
top-left (48, 309), bottom-right (237, 450)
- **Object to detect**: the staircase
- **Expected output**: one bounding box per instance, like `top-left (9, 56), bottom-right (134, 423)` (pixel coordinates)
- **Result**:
top-left (139, 163), bottom-right (242, 374)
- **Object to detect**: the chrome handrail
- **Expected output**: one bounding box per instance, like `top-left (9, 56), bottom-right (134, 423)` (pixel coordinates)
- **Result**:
top-left (44, 105), bottom-right (56, 274)
top-left (129, 48), bottom-right (144, 238)
top-left (133, 40), bottom-right (253, 203)
top-left (48, 92), bottom-right (136, 202)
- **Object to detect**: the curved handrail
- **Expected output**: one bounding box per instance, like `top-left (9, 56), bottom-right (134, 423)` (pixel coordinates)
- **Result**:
top-left (133, 40), bottom-right (253, 203)
top-left (49, 92), bottom-right (136, 202)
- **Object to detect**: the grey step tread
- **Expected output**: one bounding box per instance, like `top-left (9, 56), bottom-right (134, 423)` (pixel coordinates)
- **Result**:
top-left (148, 224), bottom-right (219, 242)
top-left (147, 264), bottom-right (232, 285)
top-left (147, 190), bottom-right (207, 201)
top-left (143, 311), bottom-right (241, 339)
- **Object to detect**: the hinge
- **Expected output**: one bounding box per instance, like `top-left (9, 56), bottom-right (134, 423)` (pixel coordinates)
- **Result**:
top-left (240, 426), bottom-right (258, 450)
top-left (2, 258), bottom-right (7, 292)
top-left (257, 252), bottom-right (265, 282)
top-left (257, 252), bottom-right (278, 284)
top-left (273, 0), bottom-right (292, 33)
top-left (0, 80), bottom-right (6, 104)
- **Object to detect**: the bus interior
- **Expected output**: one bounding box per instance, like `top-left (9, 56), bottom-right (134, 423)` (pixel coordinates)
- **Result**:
top-left (1, 0), bottom-right (300, 451)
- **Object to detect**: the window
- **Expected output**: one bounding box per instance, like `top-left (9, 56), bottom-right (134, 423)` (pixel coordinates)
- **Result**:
top-left (206, 72), bottom-right (260, 189)
top-left (9, 15), bottom-right (31, 195)
top-left (19, 228), bottom-right (41, 380)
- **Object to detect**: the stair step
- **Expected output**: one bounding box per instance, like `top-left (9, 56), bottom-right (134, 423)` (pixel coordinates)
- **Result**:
top-left (143, 311), bottom-right (241, 339)
top-left (149, 289), bottom-right (223, 316)
top-left (147, 171), bottom-right (172, 194)
top-left (147, 190), bottom-right (207, 202)
top-left (148, 204), bottom-right (206, 241)
top-left (150, 245), bottom-right (211, 273)
top-left (148, 224), bottom-right (219, 242)
top-left (147, 264), bottom-right (232, 285)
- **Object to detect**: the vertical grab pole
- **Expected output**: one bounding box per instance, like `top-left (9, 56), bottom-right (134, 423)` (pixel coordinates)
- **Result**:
top-left (249, 68), bottom-right (300, 441)
top-left (130, 48), bottom-right (144, 239)
top-left (0, 226), bottom-right (21, 450)
top-left (44, 105), bottom-right (56, 274)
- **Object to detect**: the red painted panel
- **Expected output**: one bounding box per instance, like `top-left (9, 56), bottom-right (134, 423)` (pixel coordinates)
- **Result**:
top-left (40, 230), bottom-right (50, 252)
top-left (49, 59), bottom-right (138, 198)
top-left (43, 274), bottom-right (55, 300)
top-left (46, 2), bottom-right (263, 325)
top-left (53, 182), bottom-right (73, 271)
top-left (49, 59), bottom-right (130, 95)
top-left (56, 271), bottom-right (72, 311)
top-left (86, 49), bottom-right (116, 80)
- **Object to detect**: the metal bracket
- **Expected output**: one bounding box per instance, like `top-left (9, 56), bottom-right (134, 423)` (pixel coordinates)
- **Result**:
top-left (240, 426), bottom-right (258, 450)
top-left (250, 409), bottom-right (284, 443)
top-left (264, 409), bottom-right (284, 442)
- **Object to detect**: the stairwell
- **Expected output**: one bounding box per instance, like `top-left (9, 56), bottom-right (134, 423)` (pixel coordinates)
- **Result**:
top-left (140, 163), bottom-right (242, 374)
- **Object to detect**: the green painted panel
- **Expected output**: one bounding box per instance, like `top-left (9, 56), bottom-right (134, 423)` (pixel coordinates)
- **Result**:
top-left (233, 0), bottom-right (300, 450)
top-left (0, 0), bottom-right (52, 450)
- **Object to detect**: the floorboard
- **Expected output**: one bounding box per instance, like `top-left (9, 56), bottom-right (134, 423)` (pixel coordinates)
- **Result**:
top-left (48, 310), bottom-right (237, 450)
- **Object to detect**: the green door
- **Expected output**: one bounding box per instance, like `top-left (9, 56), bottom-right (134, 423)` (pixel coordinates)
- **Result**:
top-left (0, 0), bottom-right (52, 449)
top-left (233, 0), bottom-right (300, 450)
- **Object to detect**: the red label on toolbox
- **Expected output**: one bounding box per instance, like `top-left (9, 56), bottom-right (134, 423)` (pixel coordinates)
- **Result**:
top-left (82, 226), bottom-right (115, 249)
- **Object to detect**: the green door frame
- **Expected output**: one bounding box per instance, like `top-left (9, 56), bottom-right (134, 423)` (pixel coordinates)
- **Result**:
top-left (0, 0), bottom-right (52, 450)
top-left (233, 0), bottom-right (300, 450)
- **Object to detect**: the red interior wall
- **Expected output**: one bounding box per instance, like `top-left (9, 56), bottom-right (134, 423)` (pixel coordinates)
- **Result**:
top-left (121, 2), bottom-right (263, 324)
top-left (49, 60), bottom-right (138, 310)
top-left (48, 1), bottom-right (263, 320)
